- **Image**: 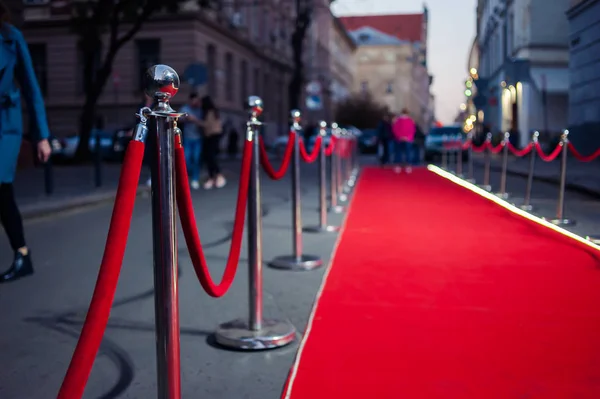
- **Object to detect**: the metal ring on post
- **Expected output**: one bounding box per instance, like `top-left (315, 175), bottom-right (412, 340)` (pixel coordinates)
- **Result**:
top-left (145, 64), bottom-right (185, 399)
top-left (215, 96), bottom-right (296, 350)
top-left (329, 123), bottom-right (345, 214)
top-left (304, 121), bottom-right (340, 234)
top-left (550, 129), bottom-right (575, 226)
top-left (481, 132), bottom-right (492, 191)
top-left (495, 131), bottom-right (510, 199)
top-left (520, 131), bottom-right (538, 211)
top-left (268, 110), bottom-right (323, 271)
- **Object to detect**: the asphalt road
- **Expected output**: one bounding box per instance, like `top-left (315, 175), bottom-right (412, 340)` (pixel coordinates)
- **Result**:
top-left (0, 158), bottom-right (345, 399)
top-left (3, 156), bottom-right (600, 399)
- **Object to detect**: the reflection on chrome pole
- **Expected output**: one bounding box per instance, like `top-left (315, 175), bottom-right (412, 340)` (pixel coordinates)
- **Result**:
top-left (330, 123), bottom-right (345, 214)
top-left (520, 131), bottom-right (538, 211)
top-left (495, 132), bottom-right (510, 199)
top-left (481, 132), bottom-right (492, 192)
top-left (550, 130), bottom-right (575, 226)
top-left (146, 64), bottom-right (185, 399)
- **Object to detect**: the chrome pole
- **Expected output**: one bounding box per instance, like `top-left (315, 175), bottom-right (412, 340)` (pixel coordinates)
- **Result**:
top-left (520, 131), bottom-right (538, 211)
top-left (338, 129), bottom-right (348, 202)
top-left (305, 121), bottom-right (340, 233)
top-left (146, 64), bottom-right (183, 399)
top-left (467, 132), bottom-right (475, 183)
top-left (495, 132), bottom-right (510, 199)
top-left (482, 132), bottom-right (492, 191)
top-left (551, 130), bottom-right (575, 226)
top-left (456, 135), bottom-right (464, 177)
top-left (269, 110), bottom-right (323, 271)
top-left (441, 134), bottom-right (448, 170)
top-left (216, 97), bottom-right (296, 350)
top-left (330, 124), bottom-right (345, 213)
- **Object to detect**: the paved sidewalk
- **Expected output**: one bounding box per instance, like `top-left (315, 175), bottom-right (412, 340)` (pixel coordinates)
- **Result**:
top-left (473, 152), bottom-right (600, 197)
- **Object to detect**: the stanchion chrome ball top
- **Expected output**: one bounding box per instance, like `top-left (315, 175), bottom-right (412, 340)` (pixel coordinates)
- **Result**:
top-left (549, 218), bottom-right (576, 226)
top-left (144, 64), bottom-right (180, 99)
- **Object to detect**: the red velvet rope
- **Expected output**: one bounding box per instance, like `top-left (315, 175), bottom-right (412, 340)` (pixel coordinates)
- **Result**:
top-left (175, 139), bottom-right (252, 297)
top-left (489, 142), bottom-right (505, 154)
top-left (535, 142), bottom-right (563, 162)
top-left (57, 141), bottom-right (145, 399)
top-left (258, 132), bottom-right (295, 180)
top-left (507, 142), bottom-right (534, 157)
top-left (461, 140), bottom-right (472, 150)
top-left (299, 136), bottom-right (322, 163)
top-left (568, 142), bottom-right (600, 162)
top-left (325, 136), bottom-right (336, 156)
top-left (471, 141), bottom-right (488, 153)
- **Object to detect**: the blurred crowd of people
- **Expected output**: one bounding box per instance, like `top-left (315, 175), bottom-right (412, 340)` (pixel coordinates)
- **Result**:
top-left (376, 108), bottom-right (425, 173)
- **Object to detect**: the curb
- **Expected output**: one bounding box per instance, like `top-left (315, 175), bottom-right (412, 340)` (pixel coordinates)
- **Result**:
top-left (473, 161), bottom-right (600, 199)
top-left (21, 186), bottom-right (151, 221)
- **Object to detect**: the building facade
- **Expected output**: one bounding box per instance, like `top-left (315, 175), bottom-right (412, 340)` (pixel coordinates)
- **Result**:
top-left (15, 0), bottom-right (300, 142)
top-left (566, 0), bottom-right (600, 149)
top-left (340, 9), bottom-right (434, 129)
top-left (475, 0), bottom-right (570, 147)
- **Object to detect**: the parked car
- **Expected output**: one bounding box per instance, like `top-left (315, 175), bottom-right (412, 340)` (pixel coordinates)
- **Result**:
top-left (424, 125), bottom-right (469, 162)
top-left (358, 128), bottom-right (378, 153)
top-left (51, 129), bottom-right (120, 163)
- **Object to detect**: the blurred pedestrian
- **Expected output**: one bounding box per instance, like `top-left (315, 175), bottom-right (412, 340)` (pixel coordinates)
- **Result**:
top-left (0, 3), bottom-right (52, 282)
top-left (413, 123), bottom-right (426, 165)
top-left (200, 96), bottom-right (226, 189)
top-left (227, 126), bottom-right (239, 159)
top-left (180, 93), bottom-right (204, 189)
top-left (376, 112), bottom-right (393, 165)
top-left (391, 108), bottom-right (416, 173)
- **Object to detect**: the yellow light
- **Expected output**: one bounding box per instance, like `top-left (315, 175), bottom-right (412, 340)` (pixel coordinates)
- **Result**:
top-left (427, 165), bottom-right (600, 252)
top-left (459, 103), bottom-right (467, 111)
top-left (470, 68), bottom-right (477, 76)
top-left (477, 110), bottom-right (484, 121)
top-left (501, 81), bottom-right (506, 88)
top-left (465, 89), bottom-right (472, 97)
top-left (465, 119), bottom-right (473, 125)
top-left (469, 114), bottom-right (476, 122)
top-left (466, 80), bottom-right (472, 88)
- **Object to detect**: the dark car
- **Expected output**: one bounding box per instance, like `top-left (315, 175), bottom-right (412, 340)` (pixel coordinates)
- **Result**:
top-left (424, 125), bottom-right (469, 162)
top-left (358, 129), bottom-right (378, 154)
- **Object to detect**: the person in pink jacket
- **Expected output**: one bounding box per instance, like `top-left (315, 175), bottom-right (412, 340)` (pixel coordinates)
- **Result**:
top-left (391, 108), bottom-right (416, 172)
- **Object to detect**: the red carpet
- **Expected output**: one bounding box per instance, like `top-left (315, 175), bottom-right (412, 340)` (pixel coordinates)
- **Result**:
top-left (284, 167), bottom-right (600, 399)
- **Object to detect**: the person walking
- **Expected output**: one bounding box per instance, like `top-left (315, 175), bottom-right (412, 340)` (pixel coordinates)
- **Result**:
top-left (413, 123), bottom-right (426, 165)
top-left (391, 108), bottom-right (416, 173)
top-left (0, 3), bottom-right (52, 282)
top-left (179, 93), bottom-right (204, 189)
top-left (200, 96), bottom-right (226, 189)
top-left (376, 112), bottom-right (393, 165)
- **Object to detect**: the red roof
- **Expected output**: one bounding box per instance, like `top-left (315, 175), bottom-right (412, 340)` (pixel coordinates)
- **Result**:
top-left (339, 14), bottom-right (424, 43)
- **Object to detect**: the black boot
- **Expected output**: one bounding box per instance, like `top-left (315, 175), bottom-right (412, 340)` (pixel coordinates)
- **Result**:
top-left (0, 251), bottom-right (34, 283)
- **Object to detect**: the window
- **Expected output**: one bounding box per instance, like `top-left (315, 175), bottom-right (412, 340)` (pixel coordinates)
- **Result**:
top-left (253, 67), bottom-right (260, 96)
top-left (225, 52), bottom-right (234, 102)
top-left (240, 60), bottom-right (248, 106)
top-left (206, 44), bottom-right (217, 99)
top-left (28, 43), bottom-right (47, 96)
top-left (135, 39), bottom-right (160, 92)
top-left (386, 82), bottom-right (393, 94)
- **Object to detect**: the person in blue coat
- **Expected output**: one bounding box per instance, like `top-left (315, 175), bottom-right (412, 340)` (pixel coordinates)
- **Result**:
top-left (0, 2), bottom-right (52, 283)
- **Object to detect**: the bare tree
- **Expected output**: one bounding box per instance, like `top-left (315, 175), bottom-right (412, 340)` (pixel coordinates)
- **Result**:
top-left (288, 0), bottom-right (313, 112)
top-left (71, 0), bottom-right (218, 161)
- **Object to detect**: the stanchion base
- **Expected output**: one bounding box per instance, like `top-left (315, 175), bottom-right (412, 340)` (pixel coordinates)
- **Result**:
top-left (329, 205), bottom-right (346, 214)
top-left (586, 235), bottom-right (600, 245)
top-left (215, 318), bottom-right (296, 350)
top-left (303, 225), bottom-right (340, 233)
top-left (269, 254), bottom-right (323, 271)
top-left (466, 178), bottom-right (476, 184)
top-left (480, 184), bottom-right (492, 191)
top-left (550, 218), bottom-right (576, 226)
top-left (520, 204), bottom-right (534, 211)
top-left (339, 193), bottom-right (348, 202)
top-left (456, 173), bottom-right (464, 178)
top-left (495, 192), bottom-right (510, 200)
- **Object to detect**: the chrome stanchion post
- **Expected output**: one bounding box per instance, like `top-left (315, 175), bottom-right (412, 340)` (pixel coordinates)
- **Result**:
top-left (216, 97), bottom-right (296, 350)
top-left (146, 65), bottom-right (184, 399)
top-left (467, 132), bottom-right (475, 183)
top-left (520, 131), bottom-right (538, 211)
top-left (269, 110), bottom-right (323, 271)
top-left (495, 131), bottom-right (510, 199)
top-left (305, 121), bottom-right (340, 233)
top-left (456, 135), bottom-right (464, 177)
top-left (550, 130), bottom-right (575, 226)
top-left (482, 132), bottom-right (492, 191)
top-left (329, 123), bottom-right (345, 213)
top-left (338, 129), bottom-right (348, 202)
top-left (441, 134), bottom-right (448, 170)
